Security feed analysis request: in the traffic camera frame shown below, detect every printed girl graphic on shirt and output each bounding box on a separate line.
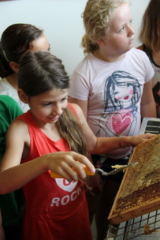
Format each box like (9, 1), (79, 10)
(96, 71), (141, 138)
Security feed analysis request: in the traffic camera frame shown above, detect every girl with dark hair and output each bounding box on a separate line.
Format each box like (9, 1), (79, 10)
(0, 51), (154, 240)
(0, 23), (50, 112)
(137, 0), (160, 117)
(0, 23), (50, 240)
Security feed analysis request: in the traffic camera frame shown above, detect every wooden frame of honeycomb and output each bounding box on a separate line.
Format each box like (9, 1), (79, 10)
(108, 134), (160, 225)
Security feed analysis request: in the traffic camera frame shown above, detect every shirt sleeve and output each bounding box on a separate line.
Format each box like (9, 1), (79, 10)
(0, 96), (22, 163)
(69, 71), (90, 101)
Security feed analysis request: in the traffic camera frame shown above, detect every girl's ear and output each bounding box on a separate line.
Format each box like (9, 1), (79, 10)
(9, 61), (19, 73)
(18, 89), (29, 103)
(96, 37), (106, 47)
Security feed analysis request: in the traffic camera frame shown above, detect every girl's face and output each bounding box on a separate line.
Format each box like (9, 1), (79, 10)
(27, 88), (68, 126)
(101, 3), (134, 60)
(29, 33), (51, 53)
(114, 84), (133, 104)
(9, 34), (51, 74)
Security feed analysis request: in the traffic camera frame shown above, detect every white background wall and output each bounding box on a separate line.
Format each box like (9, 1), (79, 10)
(0, 0), (150, 76)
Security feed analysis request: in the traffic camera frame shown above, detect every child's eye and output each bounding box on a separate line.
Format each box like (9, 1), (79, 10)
(130, 19), (133, 24)
(47, 45), (51, 52)
(43, 102), (51, 106)
(119, 26), (124, 32)
(61, 97), (68, 102)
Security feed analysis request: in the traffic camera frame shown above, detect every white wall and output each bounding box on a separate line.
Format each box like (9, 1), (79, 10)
(0, 0), (150, 76)
(130, 0), (150, 48)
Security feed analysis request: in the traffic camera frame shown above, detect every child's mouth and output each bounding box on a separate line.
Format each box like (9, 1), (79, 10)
(48, 116), (59, 121)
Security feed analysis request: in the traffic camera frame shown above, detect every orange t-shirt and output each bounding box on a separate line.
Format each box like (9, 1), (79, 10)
(17, 104), (92, 240)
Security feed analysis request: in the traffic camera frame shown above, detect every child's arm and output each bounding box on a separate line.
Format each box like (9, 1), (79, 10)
(0, 120), (95, 194)
(72, 103), (156, 154)
(141, 79), (156, 118)
(0, 120), (48, 193)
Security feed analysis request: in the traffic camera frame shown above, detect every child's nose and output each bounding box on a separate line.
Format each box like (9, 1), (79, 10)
(53, 104), (63, 115)
(128, 25), (134, 36)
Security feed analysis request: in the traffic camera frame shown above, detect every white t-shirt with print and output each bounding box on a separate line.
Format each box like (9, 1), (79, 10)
(0, 78), (29, 113)
(69, 48), (154, 159)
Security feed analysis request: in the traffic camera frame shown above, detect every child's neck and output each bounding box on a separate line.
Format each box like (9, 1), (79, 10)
(6, 73), (18, 90)
(30, 111), (61, 142)
(93, 48), (126, 63)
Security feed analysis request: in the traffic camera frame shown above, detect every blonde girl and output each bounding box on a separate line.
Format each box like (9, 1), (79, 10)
(69, 0), (156, 239)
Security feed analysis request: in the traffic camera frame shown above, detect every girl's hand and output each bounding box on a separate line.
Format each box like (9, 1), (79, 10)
(129, 133), (156, 146)
(46, 151), (95, 182)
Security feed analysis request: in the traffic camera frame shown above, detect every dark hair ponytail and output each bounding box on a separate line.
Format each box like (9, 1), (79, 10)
(0, 23), (43, 78)
(0, 42), (13, 77)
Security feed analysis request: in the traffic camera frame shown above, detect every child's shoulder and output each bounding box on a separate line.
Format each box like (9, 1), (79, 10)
(68, 103), (86, 127)
(129, 47), (145, 55)
(7, 118), (29, 143)
(68, 103), (82, 118)
(68, 102), (81, 113)
(73, 53), (94, 75)
(0, 95), (22, 122)
(128, 47), (149, 62)
(0, 95), (19, 108)
(11, 118), (28, 131)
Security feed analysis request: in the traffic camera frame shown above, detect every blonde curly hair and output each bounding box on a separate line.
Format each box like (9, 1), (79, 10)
(81, 0), (129, 55)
